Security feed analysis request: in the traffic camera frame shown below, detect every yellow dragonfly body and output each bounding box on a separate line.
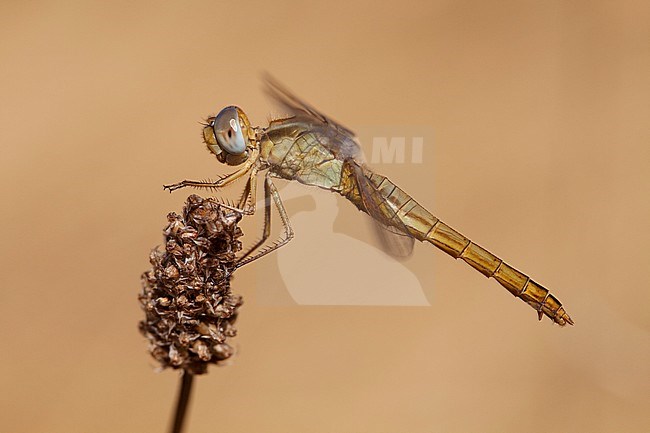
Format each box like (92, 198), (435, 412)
(165, 79), (573, 326)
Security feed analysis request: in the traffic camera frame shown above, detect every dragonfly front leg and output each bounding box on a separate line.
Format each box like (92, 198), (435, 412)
(182, 168), (258, 217)
(235, 173), (294, 268)
(163, 159), (255, 193)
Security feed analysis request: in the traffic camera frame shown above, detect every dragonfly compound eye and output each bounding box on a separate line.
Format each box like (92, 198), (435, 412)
(213, 106), (249, 155)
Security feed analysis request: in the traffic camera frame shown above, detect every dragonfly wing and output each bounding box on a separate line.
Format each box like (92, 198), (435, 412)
(264, 76), (412, 256)
(263, 74), (363, 160)
(371, 220), (416, 258)
(349, 161), (415, 258)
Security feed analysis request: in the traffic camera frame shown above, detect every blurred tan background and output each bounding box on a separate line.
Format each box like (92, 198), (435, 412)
(1, 1), (649, 432)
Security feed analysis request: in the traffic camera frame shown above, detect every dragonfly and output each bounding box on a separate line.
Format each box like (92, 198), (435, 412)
(164, 78), (574, 326)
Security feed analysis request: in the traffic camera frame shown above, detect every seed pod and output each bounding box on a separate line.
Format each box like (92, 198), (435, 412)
(139, 195), (244, 374)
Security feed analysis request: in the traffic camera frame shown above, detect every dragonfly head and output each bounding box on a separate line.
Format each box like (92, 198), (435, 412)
(203, 106), (254, 166)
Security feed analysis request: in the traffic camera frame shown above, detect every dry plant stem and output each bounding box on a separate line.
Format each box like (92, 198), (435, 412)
(170, 371), (194, 433)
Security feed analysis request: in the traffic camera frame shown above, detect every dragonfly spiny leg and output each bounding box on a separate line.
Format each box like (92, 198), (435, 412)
(234, 167), (259, 216)
(209, 196), (249, 214)
(162, 174), (227, 193)
(235, 173), (294, 269)
(236, 171), (273, 262)
(163, 156), (257, 193)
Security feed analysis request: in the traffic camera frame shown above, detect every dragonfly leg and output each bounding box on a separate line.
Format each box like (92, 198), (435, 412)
(237, 172), (272, 262)
(234, 166), (258, 216)
(235, 174), (294, 268)
(163, 159), (255, 193)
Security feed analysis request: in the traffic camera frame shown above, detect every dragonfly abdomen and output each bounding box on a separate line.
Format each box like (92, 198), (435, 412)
(365, 170), (573, 326)
(425, 221), (573, 326)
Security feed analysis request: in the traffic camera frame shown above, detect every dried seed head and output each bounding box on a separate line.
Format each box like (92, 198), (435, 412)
(139, 195), (244, 375)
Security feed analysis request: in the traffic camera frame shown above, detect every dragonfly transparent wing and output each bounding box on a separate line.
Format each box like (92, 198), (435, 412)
(349, 161), (415, 257)
(264, 74), (362, 160)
